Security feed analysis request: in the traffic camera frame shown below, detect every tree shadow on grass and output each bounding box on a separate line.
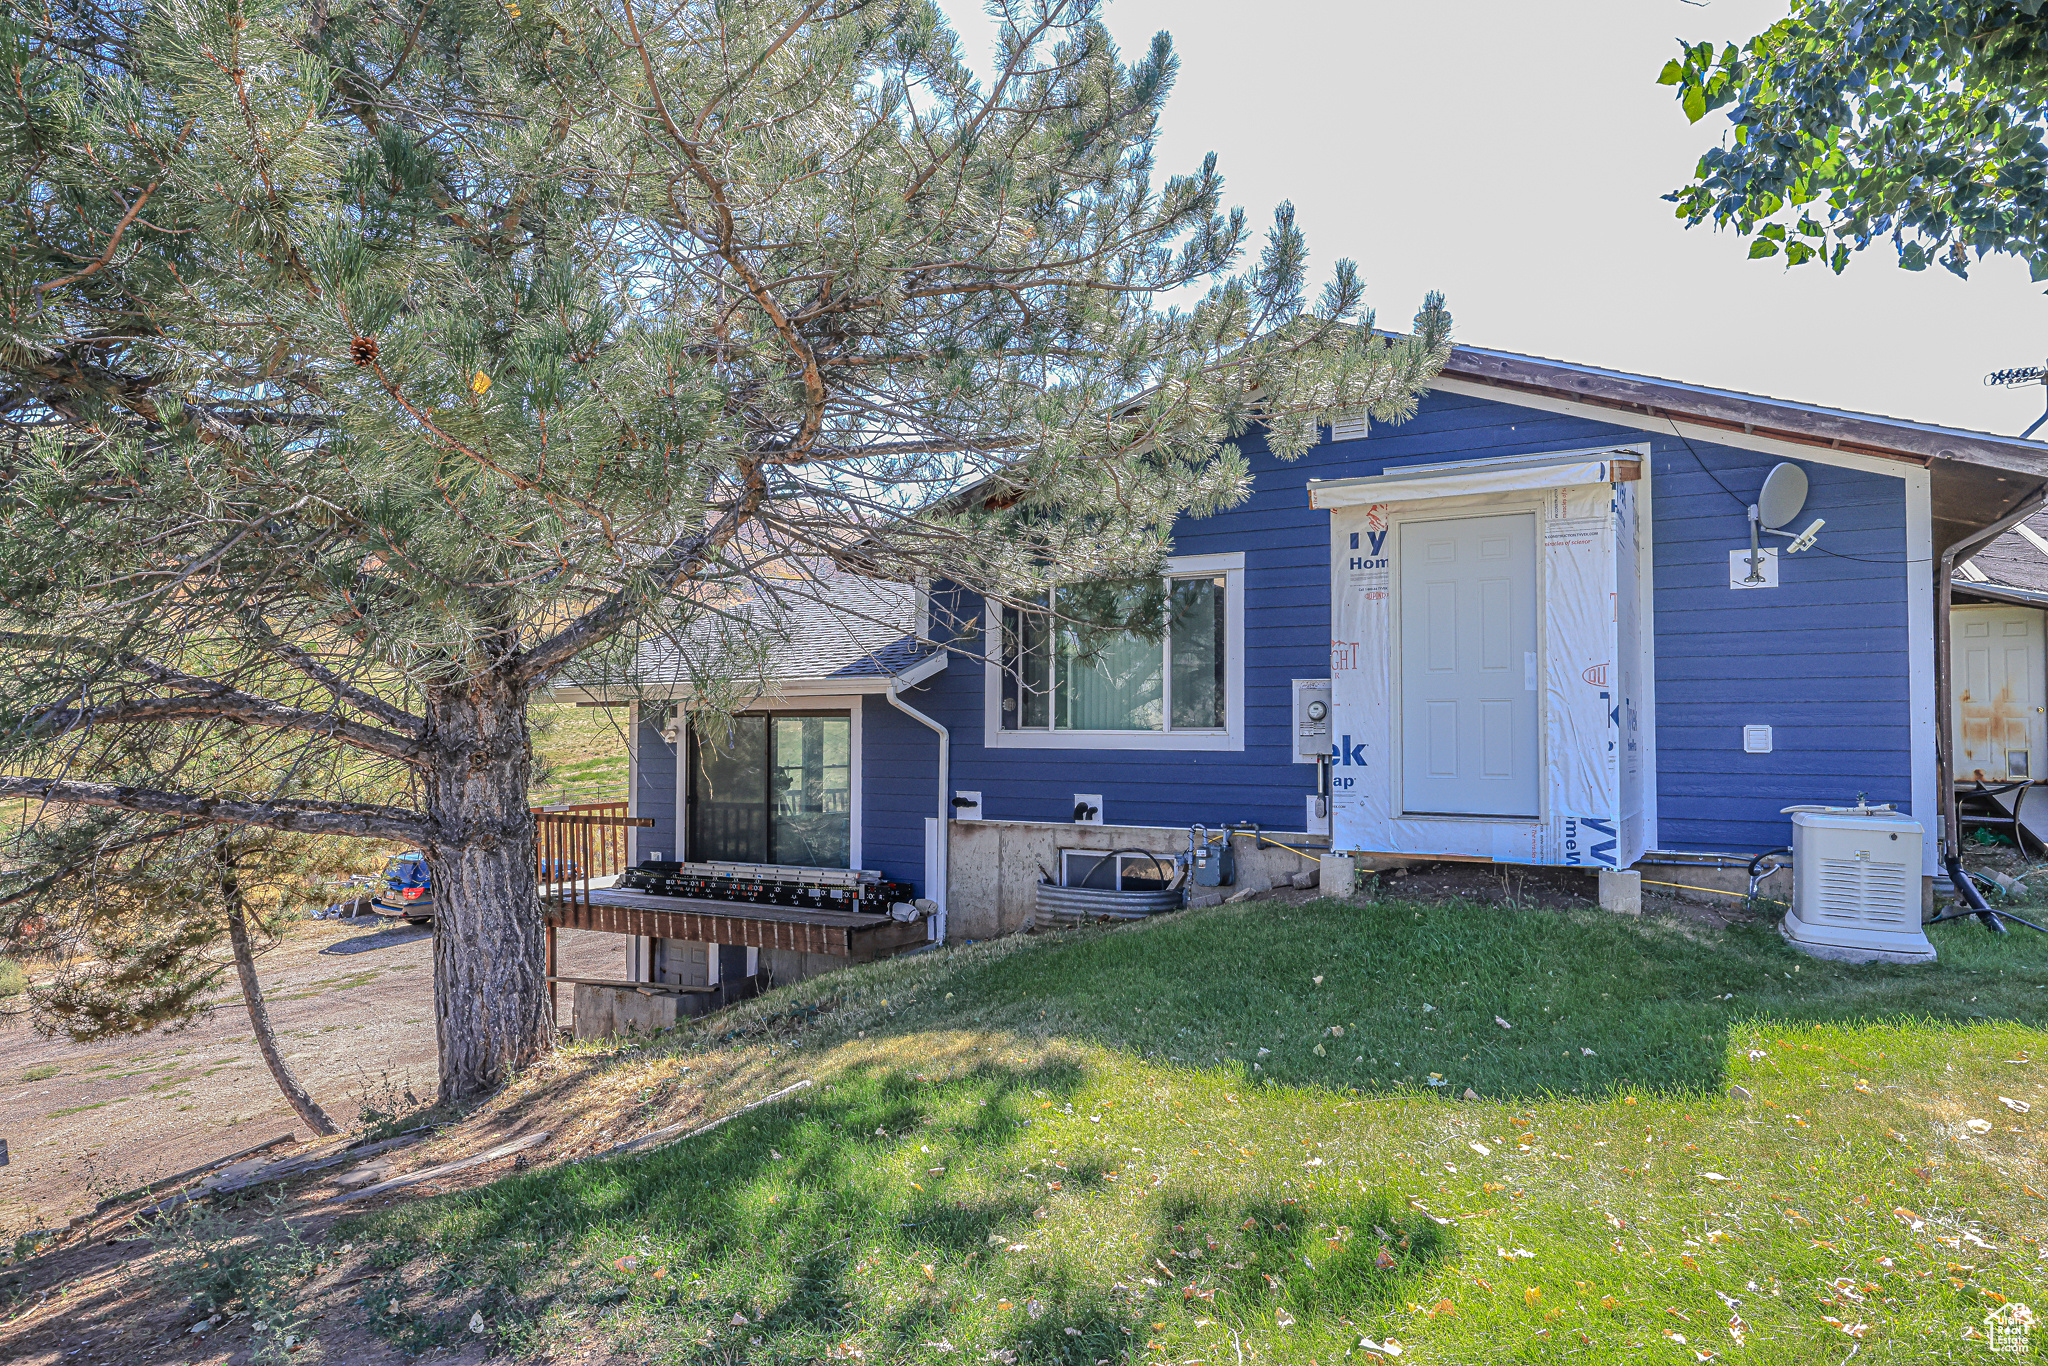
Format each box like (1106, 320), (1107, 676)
(348, 1058), (1088, 1350)
(1143, 1188), (1450, 1324)
(951, 1188), (1452, 1366)
(344, 1051), (1448, 1362)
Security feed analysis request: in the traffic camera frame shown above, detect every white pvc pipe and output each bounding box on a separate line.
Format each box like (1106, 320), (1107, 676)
(885, 680), (950, 944)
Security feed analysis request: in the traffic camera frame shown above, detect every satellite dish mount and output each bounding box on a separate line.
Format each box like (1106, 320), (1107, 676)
(1743, 463), (1825, 584)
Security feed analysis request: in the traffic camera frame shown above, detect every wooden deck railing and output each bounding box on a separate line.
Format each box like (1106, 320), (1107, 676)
(534, 801), (653, 1027)
(534, 802), (652, 911)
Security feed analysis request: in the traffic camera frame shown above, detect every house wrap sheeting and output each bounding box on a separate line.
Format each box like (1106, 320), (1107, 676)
(1313, 451), (1651, 869)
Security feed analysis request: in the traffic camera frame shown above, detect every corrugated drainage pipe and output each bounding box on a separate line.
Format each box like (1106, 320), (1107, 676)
(1035, 883), (1186, 925)
(885, 679), (949, 945)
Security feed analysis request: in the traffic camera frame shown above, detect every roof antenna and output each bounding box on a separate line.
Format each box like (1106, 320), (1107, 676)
(1985, 362), (2048, 439)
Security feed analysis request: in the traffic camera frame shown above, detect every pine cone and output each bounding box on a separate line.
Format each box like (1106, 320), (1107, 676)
(350, 335), (380, 367)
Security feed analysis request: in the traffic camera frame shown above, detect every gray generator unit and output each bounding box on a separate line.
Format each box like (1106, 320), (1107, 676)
(1778, 804), (1932, 964)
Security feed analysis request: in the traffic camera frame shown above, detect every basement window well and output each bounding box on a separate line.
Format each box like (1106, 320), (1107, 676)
(1059, 849), (1175, 891)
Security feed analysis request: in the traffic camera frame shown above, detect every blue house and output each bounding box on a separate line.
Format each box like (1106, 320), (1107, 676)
(559, 342), (2047, 962)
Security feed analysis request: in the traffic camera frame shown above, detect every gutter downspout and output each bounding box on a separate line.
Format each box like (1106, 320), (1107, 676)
(885, 679), (949, 945)
(1936, 482), (2048, 929)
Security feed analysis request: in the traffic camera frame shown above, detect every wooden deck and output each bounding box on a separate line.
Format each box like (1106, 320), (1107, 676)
(545, 888), (930, 960)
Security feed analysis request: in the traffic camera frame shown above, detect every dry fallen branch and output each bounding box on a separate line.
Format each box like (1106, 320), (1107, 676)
(591, 1077), (815, 1160)
(318, 1130), (554, 1206)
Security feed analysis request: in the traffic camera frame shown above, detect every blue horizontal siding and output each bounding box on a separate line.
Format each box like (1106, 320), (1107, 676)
(609, 391), (1919, 870)
(861, 694), (935, 895)
(634, 719), (679, 858)
(913, 386), (1916, 859)
(1646, 439), (1911, 849)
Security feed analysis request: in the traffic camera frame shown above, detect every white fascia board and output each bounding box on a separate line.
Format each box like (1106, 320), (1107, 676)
(1307, 444), (1647, 508)
(1427, 377), (1918, 480)
(892, 650), (950, 688)
(545, 651), (948, 704)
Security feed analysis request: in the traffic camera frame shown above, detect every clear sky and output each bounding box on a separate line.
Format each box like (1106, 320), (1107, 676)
(939, 0), (2048, 438)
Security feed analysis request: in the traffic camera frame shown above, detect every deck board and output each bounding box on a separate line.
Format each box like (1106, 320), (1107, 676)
(546, 889), (928, 959)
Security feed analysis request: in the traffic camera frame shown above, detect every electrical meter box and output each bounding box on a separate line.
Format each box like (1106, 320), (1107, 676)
(1293, 678), (1333, 760)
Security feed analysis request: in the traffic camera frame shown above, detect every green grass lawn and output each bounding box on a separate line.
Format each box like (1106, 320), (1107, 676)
(342, 898), (2048, 1363)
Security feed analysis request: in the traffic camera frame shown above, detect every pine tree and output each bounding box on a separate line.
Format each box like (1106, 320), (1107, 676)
(0, 0), (1449, 1101)
(4, 730), (363, 1133)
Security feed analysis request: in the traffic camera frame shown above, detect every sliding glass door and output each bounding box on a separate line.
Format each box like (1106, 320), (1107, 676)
(690, 715), (769, 863)
(688, 713), (851, 867)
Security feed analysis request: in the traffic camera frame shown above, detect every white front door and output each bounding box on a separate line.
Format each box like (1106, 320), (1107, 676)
(1399, 512), (1540, 816)
(1953, 605), (2047, 782)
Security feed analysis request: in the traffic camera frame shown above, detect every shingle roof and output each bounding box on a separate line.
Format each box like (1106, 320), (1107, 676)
(1960, 514), (2048, 597)
(635, 575), (932, 686)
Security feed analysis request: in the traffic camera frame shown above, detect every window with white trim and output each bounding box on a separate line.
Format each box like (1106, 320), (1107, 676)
(1000, 573), (1227, 734)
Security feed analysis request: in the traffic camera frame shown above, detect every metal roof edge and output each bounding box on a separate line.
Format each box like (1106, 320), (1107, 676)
(1950, 579), (2048, 610)
(1435, 344), (2048, 475)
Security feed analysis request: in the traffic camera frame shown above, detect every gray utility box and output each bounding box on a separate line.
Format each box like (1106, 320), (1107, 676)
(1294, 678), (1333, 759)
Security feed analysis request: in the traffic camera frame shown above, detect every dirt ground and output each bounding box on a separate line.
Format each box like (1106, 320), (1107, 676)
(1365, 859), (1604, 912)
(0, 1135), (639, 1366)
(0, 916), (624, 1235)
(0, 935), (741, 1366)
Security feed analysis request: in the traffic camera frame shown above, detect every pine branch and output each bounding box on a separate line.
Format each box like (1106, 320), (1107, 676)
(237, 616), (424, 733)
(511, 478), (767, 684)
(0, 632), (423, 759)
(0, 819), (212, 911)
(0, 777), (424, 842)
(25, 693), (426, 761)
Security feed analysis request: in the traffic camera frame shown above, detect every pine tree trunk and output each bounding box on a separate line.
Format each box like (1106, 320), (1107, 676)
(424, 674), (551, 1105)
(225, 897), (341, 1137)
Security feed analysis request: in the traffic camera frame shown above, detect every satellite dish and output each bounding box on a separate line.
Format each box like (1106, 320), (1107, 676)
(1756, 463), (1809, 530)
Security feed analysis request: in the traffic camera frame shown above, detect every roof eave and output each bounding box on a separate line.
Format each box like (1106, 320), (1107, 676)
(544, 648), (948, 705)
(1441, 346), (2048, 477)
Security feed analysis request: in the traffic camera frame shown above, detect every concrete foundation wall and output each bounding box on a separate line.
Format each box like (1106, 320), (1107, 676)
(1630, 855), (1936, 918)
(571, 973), (773, 1039)
(761, 947), (847, 987)
(944, 819), (1323, 940)
(942, 824), (1904, 941)
(1629, 857), (1789, 908)
(572, 983), (680, 1040)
